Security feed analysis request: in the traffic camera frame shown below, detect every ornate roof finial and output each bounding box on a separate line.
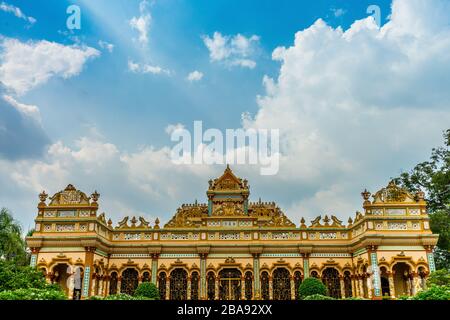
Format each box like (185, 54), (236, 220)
(154, 218), (160, 229)
(107, 218), (112, 227)
(91, 190), (100, 203)
(361, 189), (371, 201)
(130, 216), (137, 227)
(39, 191), (48, 203)
(348, 217), (353, 225)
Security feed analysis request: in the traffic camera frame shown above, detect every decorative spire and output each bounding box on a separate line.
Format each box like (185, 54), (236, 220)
(91, 190), (100, 203)
(361, 189), (371, 201)
(154, 218), (160, 229)
(39, 191), (48, 203)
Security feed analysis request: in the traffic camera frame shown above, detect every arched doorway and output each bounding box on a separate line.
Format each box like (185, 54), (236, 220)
(72, 267), (83, 300)
(191, 271), (200, 300)
(380, 267), (390, 297)
(219, 269), (242, 300)
(260, 271), (270, 300)
(343, 271), (352, 298)
(322, 268), (341, 299)
(121, 268), (139, 295)
(158, 272), (167, 300)
(170, 268), (188, 300)
(293, 271), (302, 300)
(244, 271), (253, 300)
(393, 263), (412, 297)
(52, 264), (70, 296)
(207, 272), (216, 300)
(272, 268), (291, 300)
(109, 272), (118, 295)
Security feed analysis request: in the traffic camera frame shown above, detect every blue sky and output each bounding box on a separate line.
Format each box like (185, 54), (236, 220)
(1, 0), (449, 230)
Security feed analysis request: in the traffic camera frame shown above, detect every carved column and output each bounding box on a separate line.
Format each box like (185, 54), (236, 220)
(412, 272), (420, 296)
(187, 276), (192, 300)
(302, 253), (310, 278)
(358, 278), (364, 298)
(388, 272), (395, 298)
(200, 253), (208, 300)
(30, 247), (40, 268)
(151, 253), (159, 284)
(252, 253), (260, 299)
(290, 276), (295, 300)
(117, 276), (122, 294)
(67, 269), (75, 300)
(82, 246), (95, 299)
(367, 275), (373, 299)
(215, 275), (219, 300)
(339, 276), (345, 299)
(351, 275), (357, 297)
(268, 276), (273, 300)
(368, 246), (381, 298)
(166, 277), (170, 300)
(241, 276), (245, 300)
(104, 275), (110, 297)
(425, 246), (436, 273)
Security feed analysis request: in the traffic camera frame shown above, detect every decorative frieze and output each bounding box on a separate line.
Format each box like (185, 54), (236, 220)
(56, 224), (75, 232)
(124, 233), (141, 240)
(387, 222), (407, 230)
(319, 232), (337, 240)
(386, 208), (406, 216)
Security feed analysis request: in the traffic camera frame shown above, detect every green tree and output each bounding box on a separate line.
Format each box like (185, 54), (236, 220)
(0, 260), (48, 291)
(134, 282), (160, 299)
(427, 269), (450, 287)
(0, 208), (27, 264)
(298, 277), (327, 299)
(393, 129), (450, 269)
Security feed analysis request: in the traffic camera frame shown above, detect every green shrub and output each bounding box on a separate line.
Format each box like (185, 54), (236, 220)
(345, 297), (365, 300)
(104, 293), (149, 300)
(298, 277), (327, 299)
(412, 285), (450, 300)
(0, 287), (67, 300)
(303, 294), (335, 300)
(0, 260), (48, 291)
(134, 282), (159, 299)
(427, 269), (450, 287)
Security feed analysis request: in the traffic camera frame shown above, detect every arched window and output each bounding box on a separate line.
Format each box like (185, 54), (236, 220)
(310, 271), (319, 278)
(109, 272), (118, 295)
(142, 271), (150, 283)
(380, 267), (390, 297)
(121, 268), (139, 296)
(294, 271), (302, 300)
(191, 271), (200, 300)
(158, 272), (167, 300)
(343, 271), (352, 298)
(219, 269), (241, 300)
(260, 271), (269, 300)
(170, 268), (188, 300)
(207, 272), (216, 300)
(322, 268), (341, 299)
(273, 268), (291, 300)
(244, 271), (253, 300)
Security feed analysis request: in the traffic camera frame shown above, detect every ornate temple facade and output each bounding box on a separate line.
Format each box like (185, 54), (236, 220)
(26, 166), (439, 300)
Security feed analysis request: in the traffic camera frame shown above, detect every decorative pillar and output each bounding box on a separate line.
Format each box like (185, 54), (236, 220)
(215, 276), (219, 300)
(388, 272), (395, 298)
(67, 269), (75, 300)
(104, 275), (110, 297)
(339, 276), (345, 299)
(187, 276), (192, 300)
(367, 276), (373, 299)
(252, 253), (260, 299)
(303, 253), (310, 278)
(412, 273), (420, 295)
(425, 246), (436, 272)
(166, 277), (170, 300)
(351, 275), (357, 297)
(290, 276), (295, 300)
(200, 253), (207, 299)
(241, 276), (245, 300)
(82, 246), (95, 299)
(368, 246), (381, 299)
(151, 253), (159, 284)
(358, 278), (364, 298)
(268, 276), (273, 300)
(117, 276), (122, 294)
(30, 248), (39, 267)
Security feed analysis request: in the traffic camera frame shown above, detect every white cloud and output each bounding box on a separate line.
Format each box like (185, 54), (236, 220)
(128, 60), (171, 75)
(0, 2), (36, 24)
(202, 32), (260, 69)
(129, 0), (151, 45)
(98, 40), (114, 53)
(2, 95), (40, 122)
(0, 38), (100, 95)
(187, 70), (203, 82)
(241, 0), (450, 221)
